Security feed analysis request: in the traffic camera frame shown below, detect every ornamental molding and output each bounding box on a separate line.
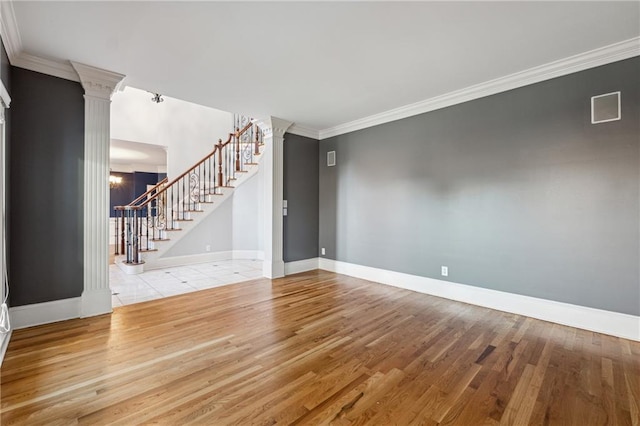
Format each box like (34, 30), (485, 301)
(288, 123), (320, 140)
(254, 117), (293, 139)
(70, 61), (126, 100)
(0, 0), (21, 64)
(320, 36), (640, 139)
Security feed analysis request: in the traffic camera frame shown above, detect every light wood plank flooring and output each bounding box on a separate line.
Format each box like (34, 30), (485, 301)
(1, 270), (639, 425)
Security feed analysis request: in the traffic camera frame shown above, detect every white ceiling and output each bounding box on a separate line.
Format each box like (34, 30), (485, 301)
(110, 138), (166, 168)
(9, 1), (640, 132)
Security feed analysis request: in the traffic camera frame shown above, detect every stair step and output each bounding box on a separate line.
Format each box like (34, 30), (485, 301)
(139, 248), (158, 253)
(184, 209), (204, 213)
(245, 163), (259, 166)
(175, 219), (194, 222)
(151, 238), (170, 242)
(165, 228), (183, 232)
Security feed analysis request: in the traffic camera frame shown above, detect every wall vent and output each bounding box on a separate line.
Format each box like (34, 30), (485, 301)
(327, 151), (336, 167)
(591, 91), (621, 124)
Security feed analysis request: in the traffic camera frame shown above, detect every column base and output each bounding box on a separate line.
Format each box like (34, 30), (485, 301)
(263, 260), (285, 279)
(80, 288), (112, 318)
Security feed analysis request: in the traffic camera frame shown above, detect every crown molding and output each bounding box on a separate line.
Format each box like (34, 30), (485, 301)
(255, 116), (293, 139)
(13, 52), (79, 82)
(288, 123), (320, 140)
(0, 0), (22, 63)
(71, 61), (126, 99)
(319, 37), (640, 140)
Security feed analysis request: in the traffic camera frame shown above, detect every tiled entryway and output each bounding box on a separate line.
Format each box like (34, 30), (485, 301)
(109, 259), (263, 307)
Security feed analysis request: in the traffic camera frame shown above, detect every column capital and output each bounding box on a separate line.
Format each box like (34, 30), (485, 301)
(71, 61), (126, 100)
(254, 116), (293, 139)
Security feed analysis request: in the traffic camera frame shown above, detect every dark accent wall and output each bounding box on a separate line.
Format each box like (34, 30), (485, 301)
(1, 39), (11, 300)
(1, 39), (10, 93)
(283, 133), (319, 262)
(133, 172), (162, 203)
(319, 57), (640, 316)
(9, 67), (85, 306)
(109, 172), (134, 215)
(109, 171), (164, 216)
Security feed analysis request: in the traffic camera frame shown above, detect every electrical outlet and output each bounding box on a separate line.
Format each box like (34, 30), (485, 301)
(321, 248), (326, 256)
(205, 245), (211, 252)
(441, 266), (448, 277)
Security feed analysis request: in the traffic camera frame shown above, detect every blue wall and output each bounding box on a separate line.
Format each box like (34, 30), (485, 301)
(110, 172), (165, 216)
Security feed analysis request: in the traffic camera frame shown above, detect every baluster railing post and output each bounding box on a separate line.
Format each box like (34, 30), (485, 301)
(133, 208), (139, 264)
(124, 206), (132, 264)
(235, 127), (241, 172)
(114, 211), (118, 255)
(217, 139), (223, 189)
(120, 209), (125, 256)
(254, 124), (260, 155)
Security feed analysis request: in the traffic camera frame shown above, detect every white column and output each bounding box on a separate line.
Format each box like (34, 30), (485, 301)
(255, 117), (292, 279)
(71, 62), (125, 317)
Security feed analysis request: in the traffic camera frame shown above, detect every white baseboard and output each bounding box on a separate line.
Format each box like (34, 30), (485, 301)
(80, 288), (113, 318)
(8, 297), (81, 330)
(0, 329), (11, 367)
(146, 250), (264, 271)
(263, 259), (285, 279)
(318, 258), (640, 341)
(285, 257), (320, 275)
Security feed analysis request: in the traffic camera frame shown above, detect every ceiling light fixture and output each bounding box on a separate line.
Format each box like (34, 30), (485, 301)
(151, 93), (164, 103)
(109, 174), (123, 188)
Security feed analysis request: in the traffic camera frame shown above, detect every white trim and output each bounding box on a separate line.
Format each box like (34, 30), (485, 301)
(73, 63), (125, 318)
(116, 259), (145, 275)
(71, 61), (125, 97)
(0, 0), (22, 63)
(0, 80), (10, 108)
(255, 117), (293, 279)
(0, 330), (11, 367)
(14, 52), (79, 82)
(318, 259), (640, 342)
(8, 298), (81, 330)
(591, 91), (621, 124)
(144, 250), (264, 271)
(288, 124), (320, 140)
(284, 257), (319, 275)
(319, 37), (640, 139)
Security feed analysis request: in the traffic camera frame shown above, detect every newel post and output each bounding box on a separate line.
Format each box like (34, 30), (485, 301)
(71, 62), (126, 318)
(254, 117), (292, 279)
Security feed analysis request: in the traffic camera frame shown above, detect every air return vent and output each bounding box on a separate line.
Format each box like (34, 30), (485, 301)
(591, 91), (621, 124)
(327, 151), (336, 167)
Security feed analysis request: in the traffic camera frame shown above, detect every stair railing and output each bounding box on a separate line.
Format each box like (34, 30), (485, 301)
(114, 121), (263, 266)
(114, 177), (168, 256)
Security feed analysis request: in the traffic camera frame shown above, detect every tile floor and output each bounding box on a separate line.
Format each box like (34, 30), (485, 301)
(109, 259), (263, 307)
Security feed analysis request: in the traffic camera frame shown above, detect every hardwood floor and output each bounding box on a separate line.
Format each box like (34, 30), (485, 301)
(1, 270), (639, 425)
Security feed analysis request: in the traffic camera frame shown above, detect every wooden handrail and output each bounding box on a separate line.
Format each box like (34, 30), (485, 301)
(113, 116), (262, 263)
(135, 121), (255, 209)
(127, 177), (168, 207)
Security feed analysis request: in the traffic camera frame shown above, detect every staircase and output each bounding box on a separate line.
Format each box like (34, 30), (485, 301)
(114, 118), (263, 274)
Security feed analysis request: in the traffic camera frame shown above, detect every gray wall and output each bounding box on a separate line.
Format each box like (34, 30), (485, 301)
(1, 39), (11, 301)
(1, 40), (10, 92)
(9, 67), (85, 306)
(284, 133), (319, 262)
(319, 57), (640, 316)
